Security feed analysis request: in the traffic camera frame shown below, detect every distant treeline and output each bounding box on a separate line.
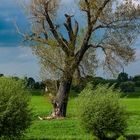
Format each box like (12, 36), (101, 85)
(0, 74), (45, 90)
(0, 72), (140, 93)
(71, 72), (140, 93)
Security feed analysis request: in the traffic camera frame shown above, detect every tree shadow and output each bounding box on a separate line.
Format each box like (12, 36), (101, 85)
(125, 134), (140, 140)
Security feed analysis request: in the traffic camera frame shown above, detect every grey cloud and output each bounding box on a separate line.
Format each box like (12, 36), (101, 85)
(0, 47), (40, 80)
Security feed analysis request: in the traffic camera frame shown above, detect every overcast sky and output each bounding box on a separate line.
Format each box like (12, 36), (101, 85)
(0, 0), (140, 80)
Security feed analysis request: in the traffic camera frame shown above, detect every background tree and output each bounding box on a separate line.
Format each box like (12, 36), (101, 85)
(27, 77), (36, 89)
(133, 75), (140, 87)
(0, 74), (4, 77)
(24, 77), (36, 89)
(22, 0), (140, 118)
(117, 72), (128, 82)
(133, 75), (140, 82)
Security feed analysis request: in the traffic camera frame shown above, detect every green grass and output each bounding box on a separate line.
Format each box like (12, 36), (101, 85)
(24, 89), (140, 139)
(25, 96), (93, 139)
(121, 98), (140, 135)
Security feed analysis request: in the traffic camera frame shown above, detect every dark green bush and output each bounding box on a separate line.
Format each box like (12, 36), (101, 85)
(132, 75), (140, 87)
(78, 84), (127, 140)
(116, 135), (126, 140)
(91, 77), (106, 87)
(120, 81), (135, 92)
(133, 75), (140, 82)
(0, 77), (32, 138)
(91, 78), (118, 88)
(135, 81), (140, 87)
(72, 75), (95, 92)
(117, 72), (128, 82)
(104, 79), (119, 88)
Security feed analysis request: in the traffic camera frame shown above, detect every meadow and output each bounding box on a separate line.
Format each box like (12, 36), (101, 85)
(23, 88), (140, 140)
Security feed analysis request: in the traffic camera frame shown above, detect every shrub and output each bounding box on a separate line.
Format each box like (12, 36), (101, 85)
(0, 77), (32, 138)
(120, 81), (135, 92)
(78, 84), (127, 140)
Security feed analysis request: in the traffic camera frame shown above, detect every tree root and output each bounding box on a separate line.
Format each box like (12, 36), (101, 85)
(38, 94), (65, 120)
(38, 114), (64, 120)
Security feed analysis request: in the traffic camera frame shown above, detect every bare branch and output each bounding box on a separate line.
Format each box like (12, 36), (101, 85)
(91, 0), (111, 25)
(41, 19), (48, 39)
(64, 14), (74, 42)
(85, 0), (92, 26)
(92, 22), (140, 32)
(75, 0), (111, 64)
(14, 21), (26, 38)
(42, 57), (65, 73)
(44, 12), (69, 55)
(27, 36), (51, 44)
(74, 19), (79, 37)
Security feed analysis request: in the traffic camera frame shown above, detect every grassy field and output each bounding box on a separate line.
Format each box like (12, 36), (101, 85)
(24, 88), (140, 139)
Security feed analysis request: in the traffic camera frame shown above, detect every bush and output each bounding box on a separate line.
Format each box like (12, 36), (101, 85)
(0, 77), (32, 138)
(78, 84), (127, 140)
(120, 81), (135, 92)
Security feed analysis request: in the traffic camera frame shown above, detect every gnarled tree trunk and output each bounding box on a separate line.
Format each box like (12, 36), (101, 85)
(55, 77), (72, 117)
(50, 62), (75, 118)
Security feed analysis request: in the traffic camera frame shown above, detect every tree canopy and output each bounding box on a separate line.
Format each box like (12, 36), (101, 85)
(24, 0), (140, 79)
(21, 0), (140, 117)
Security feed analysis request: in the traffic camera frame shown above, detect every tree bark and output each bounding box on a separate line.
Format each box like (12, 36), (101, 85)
(55, 77), (72, 117)
(49, 62), (74, 118)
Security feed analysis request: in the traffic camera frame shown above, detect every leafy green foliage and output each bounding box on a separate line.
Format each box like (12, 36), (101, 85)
(120, 81), (135, 92)
(90, 77), (106, 87)
(133, 75), (140, 87)
(72, 76), (118, 93)
(133, 75), (140, 82)
(78, 84), (127, 139)
(116, 135), (126, 140)
(0, 77), (32, 138)
(27, 77), (36, 89)
(135, 81), (140, 87)
(118, 72), (128, 82)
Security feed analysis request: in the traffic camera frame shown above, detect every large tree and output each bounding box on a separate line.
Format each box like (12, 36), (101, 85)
(23, 0), (140, 117)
